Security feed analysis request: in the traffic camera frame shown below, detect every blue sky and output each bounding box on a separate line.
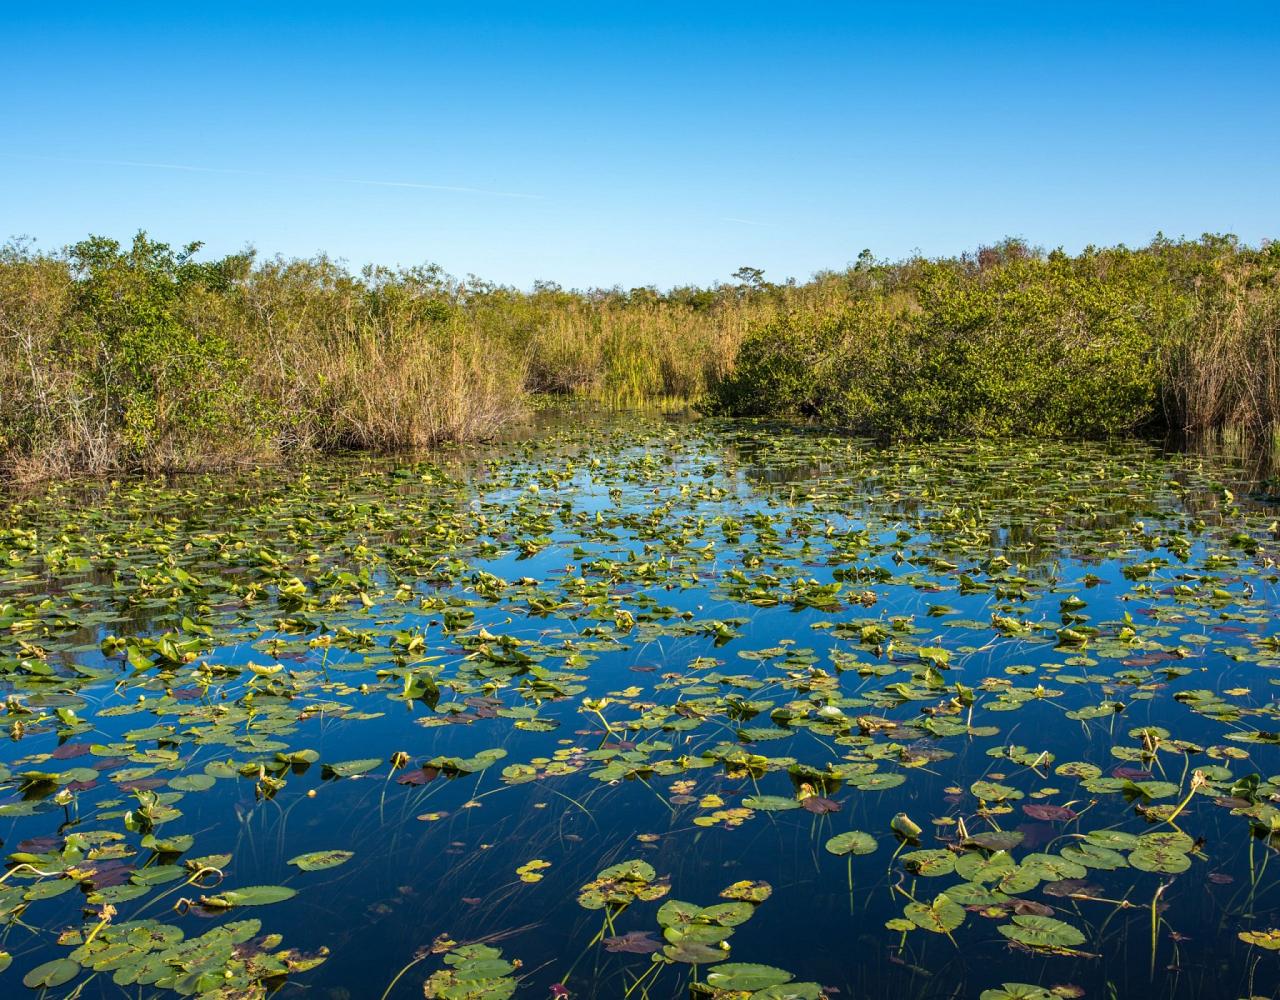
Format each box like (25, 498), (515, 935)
(3, 2), (1278, 288)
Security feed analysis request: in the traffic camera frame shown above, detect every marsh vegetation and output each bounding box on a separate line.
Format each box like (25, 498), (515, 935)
(1, 233), (1278, 480)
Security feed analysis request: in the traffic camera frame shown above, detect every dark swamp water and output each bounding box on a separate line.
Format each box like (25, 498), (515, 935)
(2, 409), (1280, 1000)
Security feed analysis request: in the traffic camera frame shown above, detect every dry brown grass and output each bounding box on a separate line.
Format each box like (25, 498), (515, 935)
(1165, 270), (1280, 439)
(238, 259), (527, 454)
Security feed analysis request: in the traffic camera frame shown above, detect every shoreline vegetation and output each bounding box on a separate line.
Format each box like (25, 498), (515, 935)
(1, 231), (1277, 481)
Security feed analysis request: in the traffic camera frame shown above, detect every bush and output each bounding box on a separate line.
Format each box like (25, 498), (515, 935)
(709, 237), (1280, 442)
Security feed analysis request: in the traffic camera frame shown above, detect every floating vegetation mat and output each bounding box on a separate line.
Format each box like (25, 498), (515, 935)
(1, 417), (1279, 999)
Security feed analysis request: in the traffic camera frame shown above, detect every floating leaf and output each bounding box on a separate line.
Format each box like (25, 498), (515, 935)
(705, 964), (794, 991)
(971, 780), (1023, 802)
(200, 885), (297, 908)
(998, 914), (1086, 949)
(980, 985), (1054, 1000)
(322, 758), (382, 778)
(516, 859), (551, 883)
(741, 795), (801, 812)
(22, 958), (80, 988)
(965, 830), (1024, 852)
(604, 931), (662, 954)
(288, 850), (354, 872)
(904, 893), (965, 934)
(824, 831), (877, 857)
(901, 849), (956, 877)
(1239, 929), (1280, 950)
(720, 880), (773, 903)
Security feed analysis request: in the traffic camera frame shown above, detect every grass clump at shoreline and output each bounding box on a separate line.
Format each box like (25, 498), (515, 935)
(1, 231), (1278, 481)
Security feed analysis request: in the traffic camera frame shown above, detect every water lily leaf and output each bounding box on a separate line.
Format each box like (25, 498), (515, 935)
(322, 758), (382, 778)
(998, 914), (1086, 949)
(663, 941), (727, 964)
(980, 985), (1053, 1000)
(1137, 830), (1194, 852)
(604, 931), (662, 954)
(167, 774), (216, 792)
(971, 780), (1023, 802)
(24, 877), (78, 899)
(665, 921), (733, 946)
(288, 850), (354, 871)
(943, 880), (1010, 906)
(657, 898), (705, 928)
(1022, 803), (1078, 822)
(701, 901), (755, 926)
(824, 831), (877, 856)
(578, 859), (666, 909)
(200, 885), (297, 907)
(1121, 780), (1179, 801)
(1129, 846), (1191, 873)
(1021, 853), (1087, 881)
(852, 772), (906, 791)
(720, 880), (772, 902)
(993, 865), (1044, 894)
(1085, 829), (1138, 849)
(22, 958), (80, 988)
(965, 830), (1024, 851)
(1060, 843), (1128, 871)
(955, 850), (1015, 882)
(1239, 928), (1280, 949)
(755, 985), (825, 1000)
(904, 893), (965, 933)
(901, 849), (956, 876)
(741, 795), (801, 812)
(516, 859), (551, 883)
(705, 964), (794, 991)
(424, 942), (518, 999)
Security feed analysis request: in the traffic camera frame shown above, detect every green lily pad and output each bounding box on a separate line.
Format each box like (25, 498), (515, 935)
(288, 850), (355, 871)
(904, 893), (965, 934)
(998, 914), (1086, 949)
(23, 958), (80, 988)
(704, 963), (794, 991)
(824, 831), (877, 856)
(980, 985), (1054, 1000)
(200, 885), (298, 907)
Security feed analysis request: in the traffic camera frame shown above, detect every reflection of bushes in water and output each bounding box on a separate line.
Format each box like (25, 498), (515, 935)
(729, 432), (1278, 571)
(709, 236), (1280, 444)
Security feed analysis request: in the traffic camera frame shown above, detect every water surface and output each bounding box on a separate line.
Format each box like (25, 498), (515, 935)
(2, 413), (1279, 999)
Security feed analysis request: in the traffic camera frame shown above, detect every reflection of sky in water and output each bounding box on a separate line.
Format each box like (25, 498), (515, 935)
(1, 413), (1279, 999)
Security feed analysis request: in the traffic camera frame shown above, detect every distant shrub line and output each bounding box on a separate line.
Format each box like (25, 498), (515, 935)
(1, 232), (1276, 479)
(707, 236), (1280, 443)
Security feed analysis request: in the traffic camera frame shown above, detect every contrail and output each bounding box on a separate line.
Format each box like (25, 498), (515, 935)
(0, 152), (542, 200)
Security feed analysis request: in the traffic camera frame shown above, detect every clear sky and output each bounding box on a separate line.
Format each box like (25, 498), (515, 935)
(3, 2), (1278, 289)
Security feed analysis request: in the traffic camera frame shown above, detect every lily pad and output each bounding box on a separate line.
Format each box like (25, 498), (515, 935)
(288, 850), (354, 872)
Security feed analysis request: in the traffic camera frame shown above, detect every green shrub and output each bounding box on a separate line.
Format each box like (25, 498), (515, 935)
(709, 237), (1278, 441)
(67, 234), (260, 464)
